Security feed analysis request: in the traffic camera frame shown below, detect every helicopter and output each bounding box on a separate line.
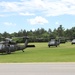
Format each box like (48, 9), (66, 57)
(0, 36), (35, 54)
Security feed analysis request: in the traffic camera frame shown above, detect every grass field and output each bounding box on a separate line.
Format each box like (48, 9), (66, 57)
(0, 42), (75, 63)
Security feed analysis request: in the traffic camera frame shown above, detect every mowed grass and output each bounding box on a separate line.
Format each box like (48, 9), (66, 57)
(0, 42), (75, 63)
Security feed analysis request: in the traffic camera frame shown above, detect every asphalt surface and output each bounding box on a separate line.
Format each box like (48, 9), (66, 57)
(0, 63), (75, 75)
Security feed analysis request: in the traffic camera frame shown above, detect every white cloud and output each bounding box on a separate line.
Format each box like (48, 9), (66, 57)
(28, 16), (48, 25)
(4, 22), (16, 26)
(0, 2), (19, 12)
(32, 28), (35, 31)
(0, 14), (13, 17)
(0, 0), (75, 16)
(19, 12), (35, 16)
(55, 22), (59, 25)
(0, 14), (5, 17)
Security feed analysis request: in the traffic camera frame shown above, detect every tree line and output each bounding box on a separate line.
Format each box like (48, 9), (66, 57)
(0, 25), (75, 42)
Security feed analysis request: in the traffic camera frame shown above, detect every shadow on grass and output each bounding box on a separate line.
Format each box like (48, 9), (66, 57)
(0, 52), (16, 56)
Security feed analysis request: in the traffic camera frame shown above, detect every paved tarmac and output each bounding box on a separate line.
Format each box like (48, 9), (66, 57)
(0, 63), (75, 75)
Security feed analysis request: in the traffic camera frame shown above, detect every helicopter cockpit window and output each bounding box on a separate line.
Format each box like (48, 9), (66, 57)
(0, 44), (5, 49)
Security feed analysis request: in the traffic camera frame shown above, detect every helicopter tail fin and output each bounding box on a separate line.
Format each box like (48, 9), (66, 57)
(24, 36), (35, 48)
(24, 39), (28, 48)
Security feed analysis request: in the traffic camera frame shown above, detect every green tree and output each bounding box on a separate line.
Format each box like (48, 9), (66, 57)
(2, 32), (10, 38)
(57, 25), (65, 37)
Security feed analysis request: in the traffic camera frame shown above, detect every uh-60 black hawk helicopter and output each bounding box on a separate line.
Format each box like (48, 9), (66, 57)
(0, 36), (35, 54)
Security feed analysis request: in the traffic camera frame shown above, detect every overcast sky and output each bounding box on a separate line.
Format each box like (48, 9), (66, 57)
(0, 0), (75, 33)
